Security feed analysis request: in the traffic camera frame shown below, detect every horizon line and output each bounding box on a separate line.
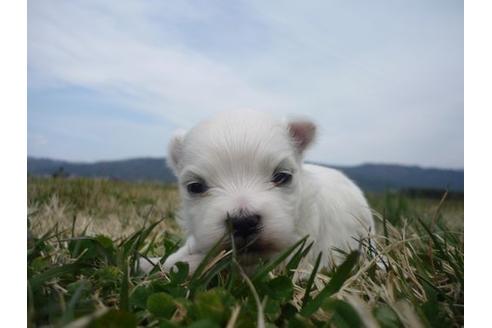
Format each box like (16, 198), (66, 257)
(27, 155), (464, 172)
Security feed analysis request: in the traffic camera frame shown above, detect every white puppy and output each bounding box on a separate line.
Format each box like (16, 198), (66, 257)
(140, 110), (374, 274)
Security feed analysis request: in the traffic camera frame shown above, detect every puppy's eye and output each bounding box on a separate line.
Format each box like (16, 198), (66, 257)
(271, 172), (292, 186)
(187, 182), (208, 195)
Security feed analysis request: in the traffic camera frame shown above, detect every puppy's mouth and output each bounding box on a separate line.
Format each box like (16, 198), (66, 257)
(233, 234), (264, 253)
(228, 230), (278, 256)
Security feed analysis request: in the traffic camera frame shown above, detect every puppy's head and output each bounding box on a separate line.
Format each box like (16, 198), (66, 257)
(168, 110), (316, 262)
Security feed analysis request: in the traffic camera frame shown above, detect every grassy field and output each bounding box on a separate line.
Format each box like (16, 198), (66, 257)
(27, 177), (463, 327)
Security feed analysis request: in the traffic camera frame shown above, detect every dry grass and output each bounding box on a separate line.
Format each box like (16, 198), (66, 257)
(28, 176), (181, 239)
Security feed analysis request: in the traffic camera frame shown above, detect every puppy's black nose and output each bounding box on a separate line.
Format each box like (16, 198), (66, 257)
(228, 214), (261, 237)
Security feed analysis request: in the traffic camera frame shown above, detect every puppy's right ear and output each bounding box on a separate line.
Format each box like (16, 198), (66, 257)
(287, 119), (316, 155)
(167, 130), (186, 176)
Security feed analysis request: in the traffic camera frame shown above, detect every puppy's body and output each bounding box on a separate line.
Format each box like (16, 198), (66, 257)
(294, 164), (374, 267)
(140, 111), (374, 273)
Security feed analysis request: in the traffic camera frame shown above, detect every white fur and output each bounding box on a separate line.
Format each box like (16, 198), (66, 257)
(139, 110), (374, 274)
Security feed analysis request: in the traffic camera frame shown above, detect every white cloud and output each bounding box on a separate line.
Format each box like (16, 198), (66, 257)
(28, 1), (290, 127)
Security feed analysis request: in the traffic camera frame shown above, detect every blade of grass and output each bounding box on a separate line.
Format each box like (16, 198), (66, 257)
(71, 214), (77, 238)
(119, 251), (129, 312)
(29, 263), (84, 290)
(301, 251), (359, 316)
(199, 254), (234, 288)
(189, 235), (228, 293)
(301, 252), (323, 308)
(416, 217), (463, 283)
(285, 240), (314, 278)
(252, 235), (309, 282)
(233, 236), (310, 296)
(234, 259), (265, 328)
(59, 281), (89, 326)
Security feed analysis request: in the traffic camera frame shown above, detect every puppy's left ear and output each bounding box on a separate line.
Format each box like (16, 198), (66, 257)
(287, 119), (317, 154)
(167, 130), (186, 176)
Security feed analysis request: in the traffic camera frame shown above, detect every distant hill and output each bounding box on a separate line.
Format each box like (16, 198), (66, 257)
(328, 163), (463, 192)
(27, 157), (463, 192)
(27, 157), (175, 183)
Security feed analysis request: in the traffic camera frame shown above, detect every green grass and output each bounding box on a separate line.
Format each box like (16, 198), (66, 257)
(27, 177), (464, 327)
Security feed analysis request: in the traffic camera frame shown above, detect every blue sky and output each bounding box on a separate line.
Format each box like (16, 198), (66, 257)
(27, 0), (464, 169)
